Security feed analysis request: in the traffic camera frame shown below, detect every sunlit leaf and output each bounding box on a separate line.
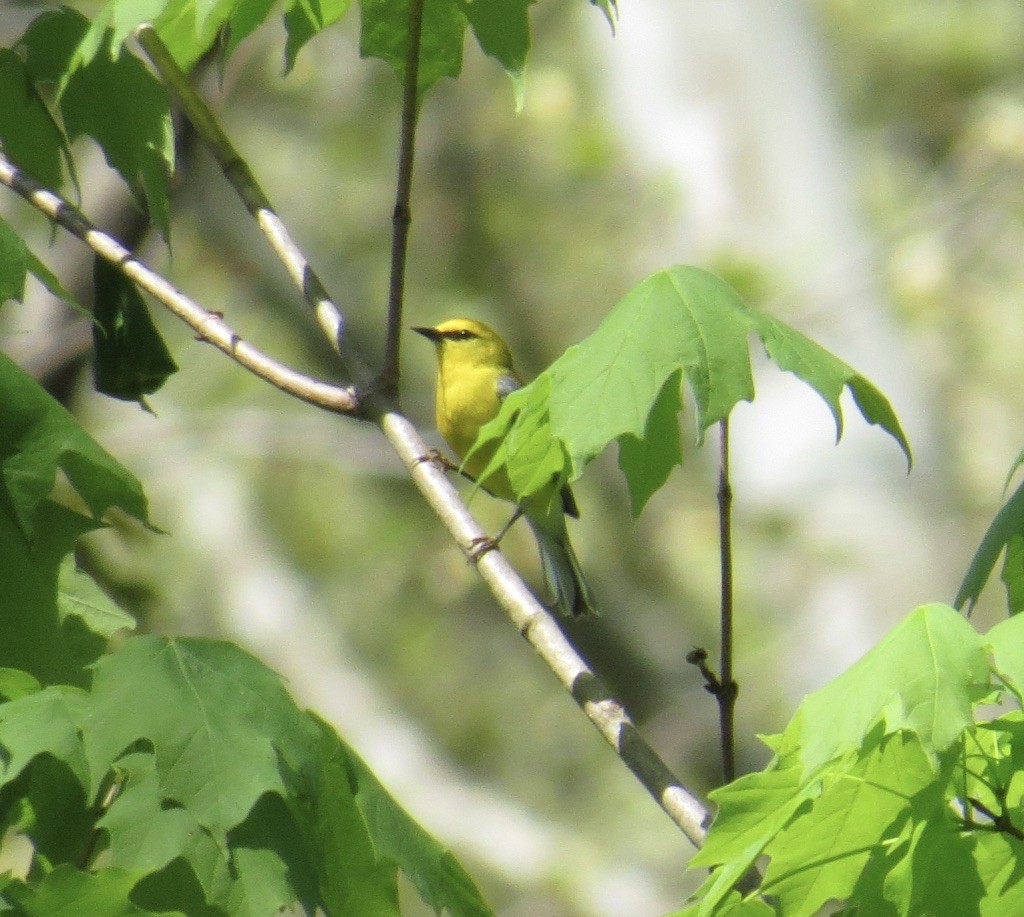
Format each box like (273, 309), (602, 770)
(777, 604), (988, 775)
(473, 266), (911, 516)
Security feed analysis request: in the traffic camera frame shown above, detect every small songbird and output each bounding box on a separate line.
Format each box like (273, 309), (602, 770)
(414, 318), (597, 617)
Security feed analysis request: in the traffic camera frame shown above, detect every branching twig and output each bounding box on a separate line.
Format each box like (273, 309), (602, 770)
(957, 792), (1024, 840)
(0, 155), (359, 415)
(381, 0), (426, 393)
(134, 25), (374, 397)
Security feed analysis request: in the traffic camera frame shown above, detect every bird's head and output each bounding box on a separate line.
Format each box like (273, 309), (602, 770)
(413, 318), (515, 371)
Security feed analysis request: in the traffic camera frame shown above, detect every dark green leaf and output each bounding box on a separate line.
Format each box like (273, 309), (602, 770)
(0, 350), (150, 541)
(25, 247), (85, 314)
(19, 8), (85, 84)
(0, 354), (140, 681)
(616, 371), (683, 516)
(1000, 534), (1024, 616)
(314, 718), (493, 917)
(19, 754), (94, 869)
(21, 8), (174, 240)
(100, 751), (237, 915)
(100, 752), (218, 875)
(225, 0), (282, 64)
(228, 792), (317, 914)
(57, 555), (137, 669)
(955, 477), (1024, 613)
(461, 0), (531, 96)
(0, 685), (89, 791)
(300, 717), (400, 915)
(4, 865), (185, 916)
(0, 501), (100, 685)
(0, 215), (28, 305)
(360, 0), (466, 98)
(283, 0), (354, 72)
(462, 0), (530, 70)
(58, 555), (136, 640)
(92, 257), (178, 407)
(129, 856), (226, 917)
(0, 49), (66, 190)
(0, 215), (84, 314)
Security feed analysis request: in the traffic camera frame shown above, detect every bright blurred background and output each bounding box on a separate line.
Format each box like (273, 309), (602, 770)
(4, 0), (1024, 913)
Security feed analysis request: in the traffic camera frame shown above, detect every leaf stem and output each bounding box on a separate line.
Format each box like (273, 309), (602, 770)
(381, 0), (427, 396)
(718, 418), (738, 783)
(78, 770), (125, 869)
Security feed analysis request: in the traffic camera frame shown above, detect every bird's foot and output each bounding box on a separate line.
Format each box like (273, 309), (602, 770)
(414, 448), (458, 472)
(467, 507), (524, 565)
(467, 535), (500, 564)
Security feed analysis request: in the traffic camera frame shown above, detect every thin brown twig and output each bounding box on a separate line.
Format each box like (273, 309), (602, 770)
(380, 0), (427, 394)
(0, 155), (359, 415)
(718, 418), (738, 783)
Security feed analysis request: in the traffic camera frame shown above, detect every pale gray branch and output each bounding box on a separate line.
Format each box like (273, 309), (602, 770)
(0, 155), (359, 415)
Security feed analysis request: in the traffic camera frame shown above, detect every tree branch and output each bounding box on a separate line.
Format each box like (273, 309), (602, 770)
(0, 155), (359, 415)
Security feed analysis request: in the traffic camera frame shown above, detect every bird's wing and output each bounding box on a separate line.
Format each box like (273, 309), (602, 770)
(495, 372), (521, 402)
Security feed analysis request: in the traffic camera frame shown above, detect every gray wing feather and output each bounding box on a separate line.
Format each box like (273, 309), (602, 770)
(496, 373), (521, 401)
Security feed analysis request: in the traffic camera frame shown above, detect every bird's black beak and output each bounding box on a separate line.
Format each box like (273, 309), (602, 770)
(412, 326), (441, 341)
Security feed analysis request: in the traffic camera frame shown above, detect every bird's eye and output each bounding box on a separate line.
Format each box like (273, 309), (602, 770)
(452, 330), (474, 340)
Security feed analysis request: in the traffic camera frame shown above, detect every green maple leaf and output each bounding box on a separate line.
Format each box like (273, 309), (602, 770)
(471, 265), (911, 517)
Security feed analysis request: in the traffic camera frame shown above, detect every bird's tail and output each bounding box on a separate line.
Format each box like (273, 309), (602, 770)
(527, 518), (598, 618)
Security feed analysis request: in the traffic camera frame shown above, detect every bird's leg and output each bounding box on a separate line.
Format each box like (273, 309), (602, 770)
(413, 449), (488, 489)
(468, 507), (524, 563)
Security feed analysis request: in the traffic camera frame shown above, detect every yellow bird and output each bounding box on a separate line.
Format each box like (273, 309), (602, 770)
(414, 318), (597, 617)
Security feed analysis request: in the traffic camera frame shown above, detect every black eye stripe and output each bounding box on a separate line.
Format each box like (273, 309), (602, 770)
(442, 329), (476, 341)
